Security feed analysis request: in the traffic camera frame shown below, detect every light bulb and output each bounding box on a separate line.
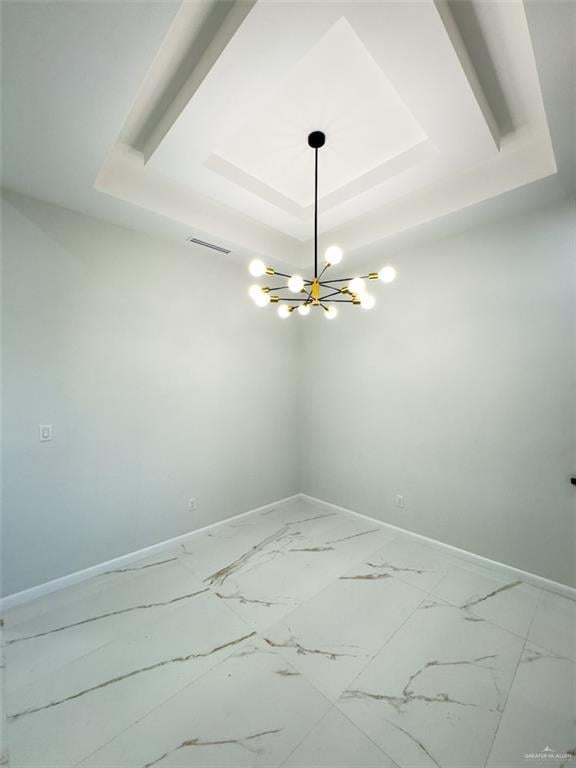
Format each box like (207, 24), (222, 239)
(324, 245), (343, 265)
(254, 292), (270, 308)
(298, 304), (311, 316)
(360, 293), (375, 310)
(348, 277), (366, 295)
(278, 304), (291, 319)
(249, 284), (264, 300)
(324, 305), (338, 320)
(249, 259), (266, 277)
(378, 265), (396, 284)
(288, 274), (304, 293)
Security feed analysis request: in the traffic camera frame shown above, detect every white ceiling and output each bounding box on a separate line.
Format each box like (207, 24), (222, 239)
(1, 1), (574, 271)
(213, 17), (428, 211)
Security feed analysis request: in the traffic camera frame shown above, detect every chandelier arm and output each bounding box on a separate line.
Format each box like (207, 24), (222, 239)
(322, 275), (375, 285)
(263, 274), (314, 286)
(268, 285), (315, 292)
(275, 297), (312, 302)
(319, 290), (344, 301)
(322, 299), (357, 303)
(319, 276), (356, 284)
(319, 282), (347, 294)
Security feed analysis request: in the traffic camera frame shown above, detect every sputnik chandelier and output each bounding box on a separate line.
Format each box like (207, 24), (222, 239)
(248, 131), (396, 319)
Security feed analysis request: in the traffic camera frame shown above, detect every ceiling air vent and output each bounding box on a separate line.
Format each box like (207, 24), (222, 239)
(188, 237), (230, 254)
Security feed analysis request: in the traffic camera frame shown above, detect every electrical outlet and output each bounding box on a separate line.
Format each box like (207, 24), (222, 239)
(188, 498), (197, 512)
(395, 494), (405, 508)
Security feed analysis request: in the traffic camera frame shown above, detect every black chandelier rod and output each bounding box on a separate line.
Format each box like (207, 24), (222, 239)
(314, 147), (319, 279)
(319, 281), (346, 294)
(320, 275), (371, 284)
(273, 297), (356, 304)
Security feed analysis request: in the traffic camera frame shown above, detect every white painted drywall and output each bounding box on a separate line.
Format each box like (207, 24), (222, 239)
(299, 200), (576, 588)
(2, 192), (574, 595)
(1, 191), (298, 595)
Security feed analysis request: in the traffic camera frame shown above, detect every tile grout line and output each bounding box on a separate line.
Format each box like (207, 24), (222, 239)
(197, 512), (395, 635)
(337, 534), (540, 645)
(8, 499), (570, 768)
(78, 637), (334, 768)
(57, 507), (363, 765)
(6, 503), (342, 711)
(333, 590), (432, 705)
(6, 558), (261, 718)
(270, 535), (424, 768)
(4, 565), (212, 700)
(69, 628), (263, 767)
(6, 492), (573, 614)
(0, 495), (303, 612)
(481, 588), (544, 768)
(203, 509), (431, 767)
(328, 590), (435, 768)
(301, 495), (576, 601)
(276, 706), (334, 768)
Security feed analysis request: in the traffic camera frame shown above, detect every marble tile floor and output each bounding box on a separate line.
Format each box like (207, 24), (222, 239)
(1, 498), (574, 768)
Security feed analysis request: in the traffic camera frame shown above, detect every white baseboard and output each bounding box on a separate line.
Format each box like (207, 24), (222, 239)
(0, 494), (300, 612)
(3, 491), (573, 611)
(299, 494), (576, 602)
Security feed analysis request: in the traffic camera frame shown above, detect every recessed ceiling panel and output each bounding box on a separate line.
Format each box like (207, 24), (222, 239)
(94, 0), (556, 267)
(145, 0), (500, 241)
(213, 18), (427, 208)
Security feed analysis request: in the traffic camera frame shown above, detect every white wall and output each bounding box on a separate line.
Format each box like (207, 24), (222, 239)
(2, 193), (574, 596)
(299, 200), (576, 588)
(1, 191), (298, 596)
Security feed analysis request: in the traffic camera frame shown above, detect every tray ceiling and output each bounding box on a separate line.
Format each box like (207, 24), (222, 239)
(91, 0), (556, 268)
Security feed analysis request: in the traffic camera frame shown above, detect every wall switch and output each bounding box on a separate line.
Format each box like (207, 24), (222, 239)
(395, 494), (405, 508)
(188, 498), (197, 512)
(39, 424), (52, 442)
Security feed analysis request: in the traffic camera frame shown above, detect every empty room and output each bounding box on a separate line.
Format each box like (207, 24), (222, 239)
(1, 1), (575, 767)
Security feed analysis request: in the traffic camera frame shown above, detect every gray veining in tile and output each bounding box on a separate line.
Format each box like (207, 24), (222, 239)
(337, 599), (526, 768)
(486, 642), (576, 768)
(2, 498), (572, 768)
(80, 638), (332, 768)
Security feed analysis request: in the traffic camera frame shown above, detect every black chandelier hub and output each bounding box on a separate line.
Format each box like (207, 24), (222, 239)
(307, 131), (326, 149)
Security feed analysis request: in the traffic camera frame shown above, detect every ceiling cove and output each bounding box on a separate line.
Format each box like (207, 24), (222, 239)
(95, 0), (556, 269)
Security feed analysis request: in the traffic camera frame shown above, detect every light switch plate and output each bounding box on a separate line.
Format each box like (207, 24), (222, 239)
(40, 424), (52, 441)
